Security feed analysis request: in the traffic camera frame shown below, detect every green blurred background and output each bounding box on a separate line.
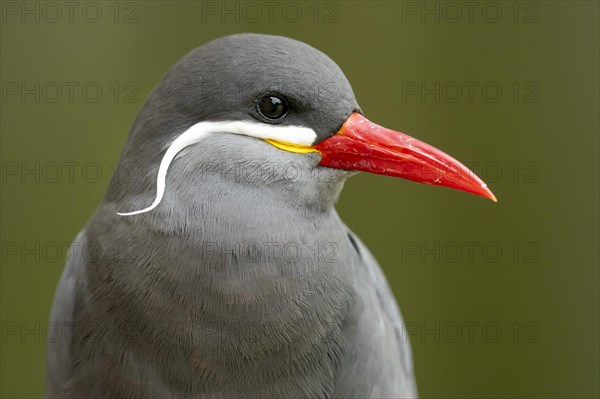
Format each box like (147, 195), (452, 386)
(1, 1), (598, 398)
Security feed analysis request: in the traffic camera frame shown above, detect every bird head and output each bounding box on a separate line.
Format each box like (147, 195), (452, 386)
(111, 33), (495, 217)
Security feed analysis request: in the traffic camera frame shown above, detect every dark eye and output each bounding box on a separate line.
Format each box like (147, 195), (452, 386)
(258, 96), (288, 120)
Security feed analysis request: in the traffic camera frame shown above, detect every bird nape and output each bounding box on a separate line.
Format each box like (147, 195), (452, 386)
(46, 33), (495, 399)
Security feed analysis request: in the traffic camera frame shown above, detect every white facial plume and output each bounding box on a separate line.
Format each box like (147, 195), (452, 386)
(117, 120), (317, 216)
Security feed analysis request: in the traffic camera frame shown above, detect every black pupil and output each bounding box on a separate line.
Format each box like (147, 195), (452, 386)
(259, 96), (286, 119)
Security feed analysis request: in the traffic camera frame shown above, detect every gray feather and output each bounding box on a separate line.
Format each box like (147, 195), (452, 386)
(45, 231), (88, 398)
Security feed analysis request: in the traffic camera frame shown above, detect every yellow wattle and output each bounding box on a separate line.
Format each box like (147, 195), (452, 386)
(264, 139), (320, 154)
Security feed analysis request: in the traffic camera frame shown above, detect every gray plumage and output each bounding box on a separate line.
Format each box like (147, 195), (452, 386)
(46, 34), (417, 398)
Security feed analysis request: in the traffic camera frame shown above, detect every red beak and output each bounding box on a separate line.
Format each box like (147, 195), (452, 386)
(313, 113), (497, 202)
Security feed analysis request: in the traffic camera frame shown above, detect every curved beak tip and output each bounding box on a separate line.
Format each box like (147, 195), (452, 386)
(482, 186), (498, 203)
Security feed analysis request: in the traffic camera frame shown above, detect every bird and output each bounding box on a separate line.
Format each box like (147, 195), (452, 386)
(45, 33), (496, 399)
